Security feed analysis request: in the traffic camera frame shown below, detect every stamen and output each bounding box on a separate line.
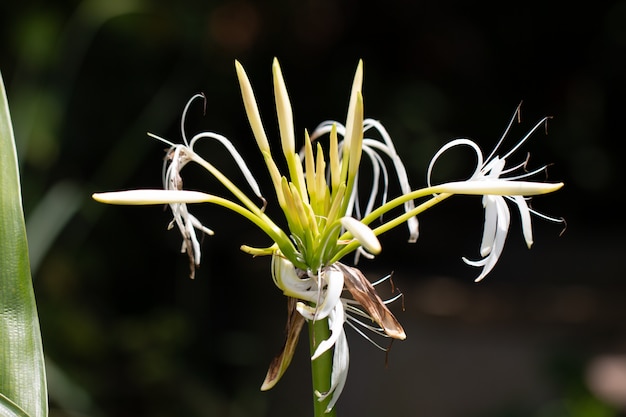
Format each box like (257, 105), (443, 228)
(500, 116), (551, 162)
(484, 102), (522, 163)
(345, 314), (385, 335)
(371, 272), (393, 287)
(383, 292), (403, 305)
(180, 93), (206, 147)
(148, 132), (176, 147)
(503, 196), (566, 226)
(345, 319), (388, 351)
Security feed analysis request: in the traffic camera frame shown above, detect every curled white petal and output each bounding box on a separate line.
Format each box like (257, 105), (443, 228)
(188, 131), (264, 200)
(271, 255), (317, 301)
(427, 138), (484, 188)
(340, 216), (381, 255)
(296, 267), (344, 321)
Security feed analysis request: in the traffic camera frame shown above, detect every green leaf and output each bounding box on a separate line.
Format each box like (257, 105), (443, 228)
(0, 71), (48, 417)
(0, 393), (31, 417)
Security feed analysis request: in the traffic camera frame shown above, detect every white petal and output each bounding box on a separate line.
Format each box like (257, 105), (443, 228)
(340, 216), (381, 255)
(317, 328), (349, 413)
(310, 118), (420, 243)
(188, 213), (215, 236)
(479, 195), (497, 257)
(512, 195), (533, 248)
(317, 268), (345, 319)
(482, 156), (506, 178)
(271, 255), (317, 301)
(464, 196), (511, 282)
(311, 302), (345, 360)
(296, 268), (344, 321)
(188, 131), (264, 200)
(427, 138), (485, 188)
(362, 119), (419, 241)
(358, 145), (383, 220)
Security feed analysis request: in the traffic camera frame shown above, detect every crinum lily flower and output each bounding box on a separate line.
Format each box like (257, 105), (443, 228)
(93, 60), (563, 415)
(269, 253), (405, 412)
(94, 59), (411, 413)
(426, 105), (565, 281)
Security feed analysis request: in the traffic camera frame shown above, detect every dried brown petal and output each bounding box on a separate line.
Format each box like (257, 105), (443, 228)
(261, 297), (306, 390)
(338, 263), (406, 340)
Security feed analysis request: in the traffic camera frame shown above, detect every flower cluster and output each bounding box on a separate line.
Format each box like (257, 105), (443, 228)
(93, 59), (563, 412)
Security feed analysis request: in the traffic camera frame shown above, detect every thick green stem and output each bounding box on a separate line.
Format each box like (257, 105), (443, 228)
(308, 318), (337, 417)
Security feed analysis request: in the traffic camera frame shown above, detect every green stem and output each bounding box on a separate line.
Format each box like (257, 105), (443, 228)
(188, 149), (313, 268)
(189, 150), (271, 218)
(196, 193), (307, 269)
(308, 318), (337, 417)
(329, 192), (452, 263)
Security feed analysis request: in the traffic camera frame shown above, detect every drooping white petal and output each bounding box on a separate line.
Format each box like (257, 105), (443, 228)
(463, 196), (511, 282)
(512, 195), (533, 248)
(479, 195), (498, 257)
(354, 145), (383, 220)
(363, 119), (419, 242)
(309, 118), (419, 244)
(187, 212), (215, 236)
(317, 325), (350, 413)
(184, 212), (202, 264)
(311, 301), (345, 360)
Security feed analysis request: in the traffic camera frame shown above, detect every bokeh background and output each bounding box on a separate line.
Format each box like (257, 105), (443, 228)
(1, 1), (625, 416)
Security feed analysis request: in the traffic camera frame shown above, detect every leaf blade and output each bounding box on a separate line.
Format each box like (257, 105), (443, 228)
(0, 71), (48, 417)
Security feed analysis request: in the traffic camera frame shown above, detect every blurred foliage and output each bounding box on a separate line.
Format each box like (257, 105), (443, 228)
(1, 0), (625, 416)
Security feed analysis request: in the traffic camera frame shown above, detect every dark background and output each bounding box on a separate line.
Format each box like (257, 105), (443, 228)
(1, 1), (625, 416)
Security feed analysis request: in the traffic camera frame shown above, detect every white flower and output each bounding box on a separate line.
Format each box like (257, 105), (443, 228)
(269, 255), (405, 412)
(427, 106), (564, 281)
(149, 93), (266, 277)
